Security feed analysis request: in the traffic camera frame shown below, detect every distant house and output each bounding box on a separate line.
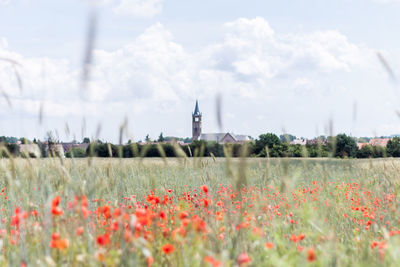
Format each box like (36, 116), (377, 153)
(356, 138), (392, 149)
(199, 133), (251, 144)
(369, 138), (391, 147)
(19, 144), (41, 158)
(306, 139), (328, 145)
(41, 142), (65, 157)
(137, 140), (186, 146)
(357, 143), (369, 150)
(290, 139), (307, 145)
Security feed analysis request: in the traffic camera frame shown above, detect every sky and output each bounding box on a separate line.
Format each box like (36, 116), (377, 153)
(1, 0), (400, 142)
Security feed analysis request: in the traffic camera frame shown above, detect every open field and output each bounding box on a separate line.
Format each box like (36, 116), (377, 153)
(0, 157), (400, 266)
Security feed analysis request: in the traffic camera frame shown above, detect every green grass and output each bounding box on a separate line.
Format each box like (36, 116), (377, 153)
(0, 157), (399, 266)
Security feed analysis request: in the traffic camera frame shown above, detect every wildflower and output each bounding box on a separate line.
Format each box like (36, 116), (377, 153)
(307, 248), (316, 262)
(96, 233), (110, 246)
(76, 226), (84, 236)
(265, 242), (274, 249)
(147, 256), (154, 267)
(50, 232), (69, 250)
(51, 196), (63, 216)
(179, 211), (188, 220)
(201, 185), (209, 194)
(159, 211), (167, 220)
(162, 244), (174, 254)
(237, 252), (251, 266)
(204, 255), (221, 267)
(290, 234), (305, 243)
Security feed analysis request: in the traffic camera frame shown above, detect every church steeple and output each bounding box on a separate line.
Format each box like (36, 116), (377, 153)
(193, 100), (200, 116)
(192, 100), (202, 141)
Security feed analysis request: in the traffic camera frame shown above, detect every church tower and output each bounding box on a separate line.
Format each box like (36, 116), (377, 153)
(192, 100), (202, 141)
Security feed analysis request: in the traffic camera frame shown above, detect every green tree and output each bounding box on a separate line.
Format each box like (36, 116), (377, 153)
(254, 133), (281, 156)
(357, 145), (374, 158)
(387, 137), (400, 157)
(20, 137), (29, 144)
(82, 137), (90, 144)
(145, 134), (151, 142)
(158, 133), (165, 142)
(288, 144), (303, 157)
(335, 134), (358, 158)
(66, 147), (86, 158)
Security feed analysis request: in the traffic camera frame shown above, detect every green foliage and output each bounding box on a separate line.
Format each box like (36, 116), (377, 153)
(288, 144), (303, 157)
(0, 158), (399, 265)
(87, 143), (119, 157)
(65, 148), (86, 158)
(255, 133), (281, 156)
(0, 144), (19, 158)
(4, 134), (400, 159)
(387, 137), (400, 157)
(0, 136), (18, 144)
(335, 134), (358, 158)
(279, 134), (296, 143)
(357, 145), (374, 158)
(158, 133), (165, 142)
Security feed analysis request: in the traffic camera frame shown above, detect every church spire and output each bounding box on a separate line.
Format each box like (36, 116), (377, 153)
(193, 99), (200, 115)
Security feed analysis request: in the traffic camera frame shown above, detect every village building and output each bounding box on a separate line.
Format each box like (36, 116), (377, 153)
(369, 138), (391, 147)
(19, 144), (41, 158)
(200, 133), (251, 144)
(357, 138), (392, 149)
(357, 143), (368, 150)
(41, 142), (65, 158)
(192, 100), (202, 141)
(290, 139), (307, 145)
(192, 101), (251, 144)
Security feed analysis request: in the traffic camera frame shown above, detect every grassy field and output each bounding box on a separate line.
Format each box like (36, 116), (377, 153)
(0, 157), (400, 266)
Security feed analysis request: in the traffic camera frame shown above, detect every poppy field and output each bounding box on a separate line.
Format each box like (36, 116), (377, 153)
(0, 157), (400, 266)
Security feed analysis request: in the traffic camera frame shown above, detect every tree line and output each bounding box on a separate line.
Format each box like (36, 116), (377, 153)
(78, 133), (400, 159)
(2, 133), (400, 159)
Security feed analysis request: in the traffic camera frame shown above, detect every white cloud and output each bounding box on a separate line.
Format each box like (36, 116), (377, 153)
(113, 0), (163, 17)
(1, 17), (393, 140)
(0, 0), (10, 5)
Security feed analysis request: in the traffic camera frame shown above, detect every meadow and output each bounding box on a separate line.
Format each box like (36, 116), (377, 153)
(0, 156), (399, 266)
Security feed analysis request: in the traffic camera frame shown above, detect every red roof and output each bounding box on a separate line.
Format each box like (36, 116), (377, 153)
(368, 138), (391, 147)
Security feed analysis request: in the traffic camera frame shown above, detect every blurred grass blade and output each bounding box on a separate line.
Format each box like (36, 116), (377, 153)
(377, 52), (396, 82)
(216, 93), (223, 132)
(81, 10), (97, 93)
(95, 122), (102, 140)
(0, 57), (22, 67)
(1, 88), (12, 108)
(13, 66), (23, 92)
(82, 117), (87, 140)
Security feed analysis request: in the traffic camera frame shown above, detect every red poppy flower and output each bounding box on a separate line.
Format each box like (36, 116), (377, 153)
(76, 226), (84, 236)
(201, 185), (209, 194)
(265, 242), (274, 249)
(97, 233), (110, 246)
(162, 244), (175, 254)
(307, 248), (316, 262)
(237, 252), (251, 266)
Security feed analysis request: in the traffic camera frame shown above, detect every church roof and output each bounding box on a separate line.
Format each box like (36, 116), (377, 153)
(235, 135), (251, 142)
(193, 100), (201, 116)
(200, 133), (231, 142)
(199, 133), (252, 143)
